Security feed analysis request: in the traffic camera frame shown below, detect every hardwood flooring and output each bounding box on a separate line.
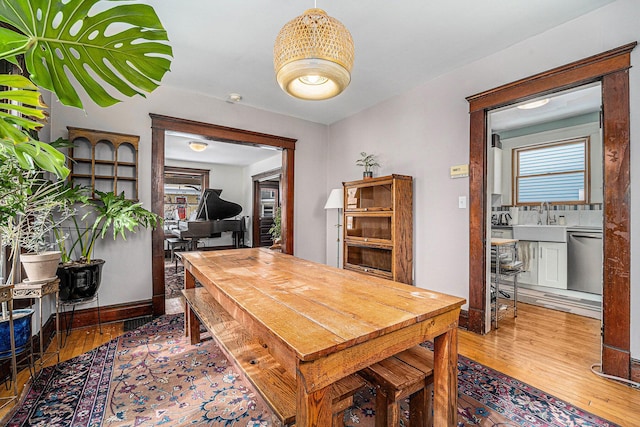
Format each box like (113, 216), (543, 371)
(1, 301), (638, 425)
(459, 301), (640, 426)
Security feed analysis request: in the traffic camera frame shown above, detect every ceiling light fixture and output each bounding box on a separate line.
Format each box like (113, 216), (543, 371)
(189, 141), (208, 152)
(274, 5), (354, 101)
(517, 98), (550, 110)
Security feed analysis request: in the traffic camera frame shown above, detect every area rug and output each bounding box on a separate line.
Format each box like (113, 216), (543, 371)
(3, 314), (618, 427)
(164, 260), (184, 298)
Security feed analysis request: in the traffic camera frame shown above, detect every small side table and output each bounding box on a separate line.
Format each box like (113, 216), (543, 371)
(12, 278), (60, 371)
(0, 284), (18, 409)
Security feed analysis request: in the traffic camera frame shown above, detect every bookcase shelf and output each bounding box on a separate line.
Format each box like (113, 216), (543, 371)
(343, 174), (413, 285)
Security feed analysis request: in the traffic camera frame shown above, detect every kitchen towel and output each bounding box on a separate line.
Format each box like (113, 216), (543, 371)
(517, 241), (531, 272)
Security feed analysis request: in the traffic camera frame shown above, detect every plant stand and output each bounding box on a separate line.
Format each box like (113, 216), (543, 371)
(59, 294), (102, 347)
(12, 278), (60, 372)
(0, 284), (18, 410)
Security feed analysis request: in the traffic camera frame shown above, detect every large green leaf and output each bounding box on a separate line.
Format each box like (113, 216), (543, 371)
(0, 74), (69, 177)
(0, 0), (173, 109)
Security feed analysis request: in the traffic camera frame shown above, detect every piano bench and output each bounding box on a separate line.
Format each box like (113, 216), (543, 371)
(166, 237), (191, 270)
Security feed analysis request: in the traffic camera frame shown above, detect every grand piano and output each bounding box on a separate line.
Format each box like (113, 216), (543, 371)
(172, 189), (246, 248)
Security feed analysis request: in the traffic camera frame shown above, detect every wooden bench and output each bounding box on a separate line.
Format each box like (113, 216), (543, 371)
(182, 287), (365, 426)
(359, 345), (434, 427)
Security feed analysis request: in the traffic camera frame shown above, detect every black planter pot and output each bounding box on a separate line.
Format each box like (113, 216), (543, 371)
(56, 259), (105, 302)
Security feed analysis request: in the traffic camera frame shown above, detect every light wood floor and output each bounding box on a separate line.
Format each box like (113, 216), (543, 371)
(1, 301), (638, 425)
(459, 301), (639, 426)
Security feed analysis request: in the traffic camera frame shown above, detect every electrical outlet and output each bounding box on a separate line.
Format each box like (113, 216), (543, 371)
(458, 196), (467, 209)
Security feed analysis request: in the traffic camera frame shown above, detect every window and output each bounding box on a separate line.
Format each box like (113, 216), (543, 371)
(513, 137), (589, 205)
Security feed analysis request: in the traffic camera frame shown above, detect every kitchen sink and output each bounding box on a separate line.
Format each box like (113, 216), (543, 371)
(512, 225), (567, 242)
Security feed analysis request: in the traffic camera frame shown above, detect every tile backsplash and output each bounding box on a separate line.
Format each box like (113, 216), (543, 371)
(492, 204), (603, 227)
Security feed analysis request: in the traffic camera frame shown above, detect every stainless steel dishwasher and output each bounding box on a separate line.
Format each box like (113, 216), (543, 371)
(567, 227), (603, 294)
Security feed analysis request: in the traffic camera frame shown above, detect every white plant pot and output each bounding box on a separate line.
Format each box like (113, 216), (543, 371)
(20, 251), (61, 283)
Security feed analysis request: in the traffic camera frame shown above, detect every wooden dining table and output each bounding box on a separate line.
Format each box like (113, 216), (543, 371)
(180, 248), (465, 426)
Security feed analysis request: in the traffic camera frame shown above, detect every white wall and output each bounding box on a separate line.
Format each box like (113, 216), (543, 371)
(326, 0), (639, 358)
(50, 85), (328, 308)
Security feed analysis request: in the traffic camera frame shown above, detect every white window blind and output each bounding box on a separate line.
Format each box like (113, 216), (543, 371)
(515, 138), (588, 204)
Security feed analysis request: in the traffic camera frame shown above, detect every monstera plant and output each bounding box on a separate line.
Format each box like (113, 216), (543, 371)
(0, 0), (172, 289)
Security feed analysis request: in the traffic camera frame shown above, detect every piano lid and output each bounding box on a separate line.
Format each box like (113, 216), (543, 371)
(195, 189), (242, 220)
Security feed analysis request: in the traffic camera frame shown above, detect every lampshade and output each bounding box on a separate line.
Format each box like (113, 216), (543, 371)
(274, 8), (354, 100)
(189, 141), (208, 152)
(324, 188), (344, 209)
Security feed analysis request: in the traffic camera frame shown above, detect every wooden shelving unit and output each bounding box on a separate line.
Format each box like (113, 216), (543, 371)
(67, 127), (139, 200)
(342, 174), (413, 284)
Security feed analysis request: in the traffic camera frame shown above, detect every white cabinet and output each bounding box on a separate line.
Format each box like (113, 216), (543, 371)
(492, 147), (502, 194)
(517, 241), (538, 285)
(538, 242), (567, 289)
(516, 240), (567, 289)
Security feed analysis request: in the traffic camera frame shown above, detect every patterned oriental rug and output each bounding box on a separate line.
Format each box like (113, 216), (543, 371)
(3, 314), (618, 427)
(164, 260), (185, 298)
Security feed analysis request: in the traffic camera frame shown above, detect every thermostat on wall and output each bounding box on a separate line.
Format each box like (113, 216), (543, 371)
(450, 164), (469, 178)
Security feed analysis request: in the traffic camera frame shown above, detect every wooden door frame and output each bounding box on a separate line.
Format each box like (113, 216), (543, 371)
(150, 114), (296, 315)
(466, 42), (636, 379)
(252, 169), (282, 247)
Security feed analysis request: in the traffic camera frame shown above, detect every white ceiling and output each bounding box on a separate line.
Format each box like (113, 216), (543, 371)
(147, 0), (614, 164)
(143, 0), (613, 126)
(164, 131), (281, 165)
(490, 83), (602, 132)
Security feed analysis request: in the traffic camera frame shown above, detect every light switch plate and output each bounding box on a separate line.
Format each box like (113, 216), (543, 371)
(458, 196), (467, 209)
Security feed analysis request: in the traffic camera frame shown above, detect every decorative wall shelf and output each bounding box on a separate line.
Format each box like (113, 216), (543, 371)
(67, 127), (139, 200)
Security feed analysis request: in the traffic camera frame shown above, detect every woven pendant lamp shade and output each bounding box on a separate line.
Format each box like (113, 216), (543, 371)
(274, 8), (354, 100)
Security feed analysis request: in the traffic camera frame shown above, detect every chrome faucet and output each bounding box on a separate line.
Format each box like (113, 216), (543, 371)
(540, 201), (556, 225)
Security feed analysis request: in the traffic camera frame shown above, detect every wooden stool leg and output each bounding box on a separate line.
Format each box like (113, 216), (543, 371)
(387, 396), (401, 427)
(187, 305), (201, 345)
(409, 387), (428, 427)
(374, 387), (388, 427)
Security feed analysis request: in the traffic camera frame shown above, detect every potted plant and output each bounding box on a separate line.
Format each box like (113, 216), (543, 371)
(356, 152), (381, 179)
(0, 157), (78, 284)
(0, 0), (171, 375)
(0, 0), (172, 288)
(55, 190), (161, 302)
(268, 206), (282, 250)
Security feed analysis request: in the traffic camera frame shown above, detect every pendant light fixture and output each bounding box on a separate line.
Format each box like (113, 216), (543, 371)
(274, 4), (354, 100)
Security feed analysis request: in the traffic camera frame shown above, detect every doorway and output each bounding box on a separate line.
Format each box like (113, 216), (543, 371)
(252, 169), (282, 248)
(162, 166), (209, 313)
(150, 114), (297, 316)
(487, 83), (603, 319)
(466, 43), (635, 379)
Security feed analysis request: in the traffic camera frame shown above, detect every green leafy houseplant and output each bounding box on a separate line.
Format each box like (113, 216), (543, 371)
(0, 0), (171, 289)
(356, 152), (380, 178)
(268, 206), (282, 243)
(0, 157), (77, 283)
(57, 190), (161, 265)
(53, 188), (160, 301)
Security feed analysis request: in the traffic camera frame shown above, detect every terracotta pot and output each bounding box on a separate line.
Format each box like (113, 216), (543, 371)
(20, 251), (61, 283)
